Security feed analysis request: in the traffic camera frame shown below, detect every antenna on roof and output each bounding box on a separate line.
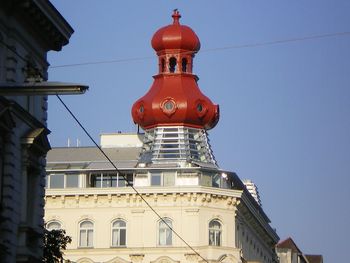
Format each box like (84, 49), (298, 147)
(67, 138), (70, 147)
(76, 138), (80, 147)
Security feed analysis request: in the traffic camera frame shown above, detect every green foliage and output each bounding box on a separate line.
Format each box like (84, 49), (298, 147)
(43, 228), (72, 263)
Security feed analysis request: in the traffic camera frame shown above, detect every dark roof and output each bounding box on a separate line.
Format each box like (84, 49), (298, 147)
(305, 255), (323, 263)
(276, 237), (302, 253)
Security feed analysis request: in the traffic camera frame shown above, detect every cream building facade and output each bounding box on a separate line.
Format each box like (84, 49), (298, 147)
(45, 134), (279, 263)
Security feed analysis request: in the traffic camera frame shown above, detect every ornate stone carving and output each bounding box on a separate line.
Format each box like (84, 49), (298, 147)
(129, 254), (144, 263)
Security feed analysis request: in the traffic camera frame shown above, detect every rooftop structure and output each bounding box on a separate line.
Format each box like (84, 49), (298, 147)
(132, 10), (219, 169)
(44, 11), (280, 263)
(276, 237), (323, 263)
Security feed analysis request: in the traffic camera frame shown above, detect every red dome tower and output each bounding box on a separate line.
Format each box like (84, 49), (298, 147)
(132, 10), (219, 167)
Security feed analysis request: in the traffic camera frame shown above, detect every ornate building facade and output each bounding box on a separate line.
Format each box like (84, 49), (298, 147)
(0, 0), (74, 262)
(44, 11), (279, 263)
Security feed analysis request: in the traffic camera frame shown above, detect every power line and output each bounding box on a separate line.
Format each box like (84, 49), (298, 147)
(50, 31), (350, 69)
(1, 35), (210, 262)
(56, 94), (210, 263)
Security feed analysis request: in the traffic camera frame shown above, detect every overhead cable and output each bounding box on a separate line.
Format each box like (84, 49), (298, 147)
(56, 94), (210, 263)
(50, 31), (350, 68)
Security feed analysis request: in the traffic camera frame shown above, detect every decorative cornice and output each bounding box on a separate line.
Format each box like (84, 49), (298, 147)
(1, 0), (74, 51)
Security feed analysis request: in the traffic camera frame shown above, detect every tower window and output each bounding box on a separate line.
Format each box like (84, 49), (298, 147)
(182, 58), (187, 72)
(161, 58), (165, 72)
(209, 219), (222, 246)
(169, 57), (177, 73)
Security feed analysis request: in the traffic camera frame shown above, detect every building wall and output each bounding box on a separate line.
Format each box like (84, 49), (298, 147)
(45, 174), (278, 263)
(45, 187), (242, 263)
(0, 1), (73, 262)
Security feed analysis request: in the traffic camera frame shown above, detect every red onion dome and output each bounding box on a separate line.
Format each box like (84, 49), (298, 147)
(131, 10), (219, 131)
(131, 74), (219, 130)
(151, 9), (200, 53)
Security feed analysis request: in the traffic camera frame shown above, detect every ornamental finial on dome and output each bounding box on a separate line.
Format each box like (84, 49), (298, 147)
(172, 9), (181, 24)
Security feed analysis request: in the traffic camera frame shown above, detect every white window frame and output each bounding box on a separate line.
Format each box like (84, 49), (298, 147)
(90, 172), (133, 188)
(209, 219), (222, 246)
(158, 218), (173, 246)
(111, 219), (127, 247)
(47, 173), (79, 189)
(79, 220), (94, 248)
(46, 220), (62, 230)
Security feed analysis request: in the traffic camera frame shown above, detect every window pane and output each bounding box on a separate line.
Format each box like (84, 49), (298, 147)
(114, 220), (126, 228)
(80, 230), (87, 247)
(102, 174), (109, 187)
(118, 176), (126, 187)
(151, 173), (161, 186)
(110, 174), (118, 187)
(47, 221), (61, 230)
(126, 173), (133, 186)
(87, 229), (93, 247)
(166, 229), (172, 245)
(66, 174), (79, 188)
(81, 221), (93, 228)
(50, 174), (64, 188)
(159, 228), (166, 245)
(112, 229), (119, 246)
(91, 174), (102, 188)
(209, 231), (214, 245)
(159, 219), (172, 246)
(209, 220), (221, 246)
(120, 229), (126, 246)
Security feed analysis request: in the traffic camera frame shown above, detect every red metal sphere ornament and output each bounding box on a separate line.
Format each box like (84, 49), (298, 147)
(131, 10), (219, 130)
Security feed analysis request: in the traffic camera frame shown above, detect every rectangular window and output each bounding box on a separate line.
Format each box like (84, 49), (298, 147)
(163, 172), (175, 186)
(66, 174), (79, 188)
(80, 229), (93, 247)
(201, 173), (212, 186)
(118, 176), (126, 187)
(212, 173), (221, 188)
(91, 173), (120, 188)
(126, 173), (134, 187)
(151, 173), (161, 186)
(49, 174), (64, 188)
(110, 174), (118, 187)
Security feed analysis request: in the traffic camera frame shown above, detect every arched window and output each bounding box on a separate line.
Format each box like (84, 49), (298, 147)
(209, 219), (222, 246)
(158, 218), (172, 246)
(47, 221), (61, 230)
(79, 220), (94, 247)
(169, 57), (177, 73)
(181, 58), (187, 72)
(112, 219), (126, 247)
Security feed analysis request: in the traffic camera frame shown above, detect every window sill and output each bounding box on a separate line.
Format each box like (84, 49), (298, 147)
(110, 245), (127, 248)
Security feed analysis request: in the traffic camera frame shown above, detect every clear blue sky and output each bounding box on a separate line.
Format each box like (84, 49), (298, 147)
(48, 1), (350, 261)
